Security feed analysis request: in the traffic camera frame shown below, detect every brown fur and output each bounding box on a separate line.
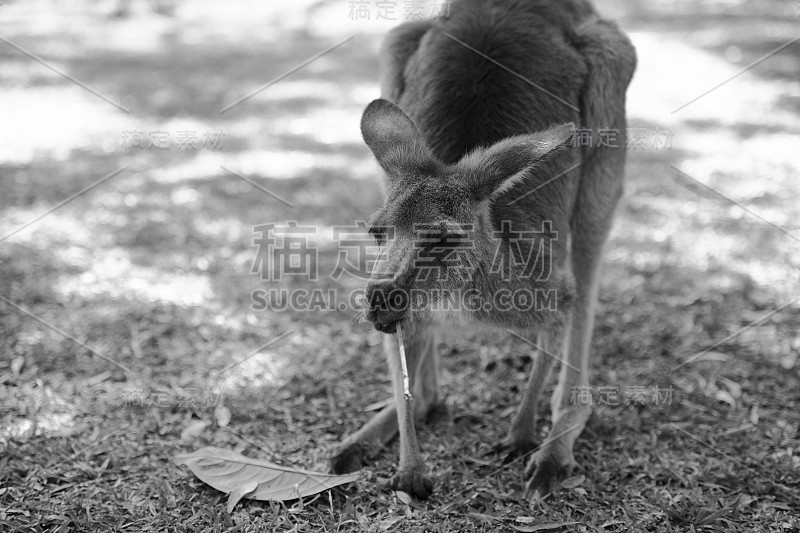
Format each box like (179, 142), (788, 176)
(331, 0), (636, 499)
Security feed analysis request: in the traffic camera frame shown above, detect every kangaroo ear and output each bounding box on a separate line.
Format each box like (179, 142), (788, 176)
(361, 99), (439, 181)
(457, 123), (575, 201)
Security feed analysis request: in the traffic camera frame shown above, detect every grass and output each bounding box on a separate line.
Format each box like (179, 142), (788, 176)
(1, 0), (799, 531)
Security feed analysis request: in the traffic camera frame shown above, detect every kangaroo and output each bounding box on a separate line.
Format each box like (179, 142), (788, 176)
(330, 0), (636, 499)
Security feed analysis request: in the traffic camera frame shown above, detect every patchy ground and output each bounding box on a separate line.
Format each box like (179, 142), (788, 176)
(1, 0), (798, 531)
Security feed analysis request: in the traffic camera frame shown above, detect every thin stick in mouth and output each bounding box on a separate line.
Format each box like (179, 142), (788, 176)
(396, 323), (413, 400)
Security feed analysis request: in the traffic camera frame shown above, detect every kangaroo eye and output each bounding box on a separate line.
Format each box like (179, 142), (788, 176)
(368, 225), (388, 245)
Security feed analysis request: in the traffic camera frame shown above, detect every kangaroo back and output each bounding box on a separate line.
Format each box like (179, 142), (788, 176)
(390, 0), (595, 164)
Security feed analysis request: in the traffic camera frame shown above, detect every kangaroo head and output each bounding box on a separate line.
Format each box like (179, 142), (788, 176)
(360, 99), (573, 334)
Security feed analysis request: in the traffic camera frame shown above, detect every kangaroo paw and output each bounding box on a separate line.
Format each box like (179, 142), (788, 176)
(525, 447), (577, 497)
(390, 468), (434, 499)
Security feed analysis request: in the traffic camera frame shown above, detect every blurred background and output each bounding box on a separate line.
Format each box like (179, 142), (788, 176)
(0, 0), (798, 530)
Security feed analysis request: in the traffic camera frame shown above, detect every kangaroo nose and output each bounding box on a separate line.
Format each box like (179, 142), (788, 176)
(365, 279), (409, 333)
(366, 279), (407, 309)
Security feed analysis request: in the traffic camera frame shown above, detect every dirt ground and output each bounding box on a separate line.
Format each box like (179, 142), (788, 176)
(1, 0), (798, 531)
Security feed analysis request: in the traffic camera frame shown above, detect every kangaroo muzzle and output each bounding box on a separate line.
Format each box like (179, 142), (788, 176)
(365, 279), (410, 334)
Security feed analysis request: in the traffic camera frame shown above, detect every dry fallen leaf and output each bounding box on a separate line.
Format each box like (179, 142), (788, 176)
(560, 474), (585, 489)
(694, 351), (731, 363)
(214, 404), (232, 428)
(11, 356), (25, 376)
(174, 446), (361, 511)
(393, 490), (413, 506)
(511, 521), (580, 532)
(180, 419), (209, 441)
(599, 520), (626, 528)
